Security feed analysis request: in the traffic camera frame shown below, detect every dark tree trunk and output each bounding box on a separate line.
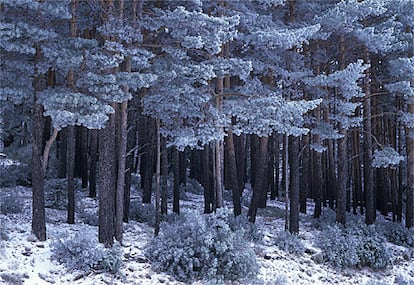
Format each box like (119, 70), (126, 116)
(250, 135), (259, 189)
(406, 102), (414, 228)
(289, 136), (300, 234)
(202, 147), (213, 213)
(300, 135), (309, 214)
(173, 148), (180, 214)
(351, 128), (362, 215)
(98, 112), (116, 248)
(337, 125), (348, 225)
(270, 134), (279, 200)
(142, 117), (155, 204)
(80, 127), (88, 189)
(226, 129), (241, 216)
(57, 128), (67, 178)
(67, 125), (76, 224)
(161, 137), (168, 215)
(235, 134), (246, 191)
(88, 129), (98, 198)
(248, 136), (269, 223)
(32, 100), (46, 241)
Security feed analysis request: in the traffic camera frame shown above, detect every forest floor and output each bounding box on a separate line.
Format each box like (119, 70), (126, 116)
(0, 183), (413, 285)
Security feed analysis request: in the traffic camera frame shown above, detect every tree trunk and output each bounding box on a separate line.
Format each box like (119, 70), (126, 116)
(173, 147), (180, 214)
(98, 111), (116, 247)
(154, 118), (161, 236)
(32, 94), (46, 241)
(270, 134), (279, 200)
(57, 129), (67, 178)
(226, 129), (241, 216)
(289, 136), (300, 234)
(161, 137), (168, 215)
(89, 129), (98, 198)
(248, 136), (269, 223)
(67, 125), (76, 224)
(142, 116), (155, 204)
(80, 127), (88, 188)
(202, 146), (213, 213)
(364, 50), (375, 225)
(300, 135), (309, 214)
(406, 102), (414, 228)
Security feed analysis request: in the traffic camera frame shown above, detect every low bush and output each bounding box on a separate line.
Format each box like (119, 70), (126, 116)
(318, 222), (390, 269)
(0, 163), (30, 187)
(0, 272), (24, 285)
(274, 231), (305, 256)
(0, 194), (24, 215)
(50, 232), (122, 273)
(129, 201), (155, 226)
(145, 209), (258, 282)
(377, 219), (414, 248)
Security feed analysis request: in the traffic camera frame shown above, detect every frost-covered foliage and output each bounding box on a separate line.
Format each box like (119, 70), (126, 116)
(0, 194), (24, 215)
(274, 231), (305, 256)
(129, 202), (155, 226)
(377, 219), (414, 248)
(44, 178), (81, 210)
(145, 209), (258, 282)
(0, 162), (30, 187)
(372, 147), (405, 168)
(318, 222), (390, 269)
(51, 232), (122, 273)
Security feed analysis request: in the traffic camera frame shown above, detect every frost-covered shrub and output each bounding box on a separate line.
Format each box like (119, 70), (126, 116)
(227, 213), (264, 242)
(356, 226), (390, 270)
(129, 202), (155, 226)
(257, 206), (286, 219)
(80, 211), (99, 226)
(377, 220), (414, 248)
(0, 223), (9, 241)
(274, 231), (305, 256)
(0, 272), (23, 285)
(319, 222), (390, 269)
(0, 163), (30, 187)
(51, 232), (122, 273)
(145, 209), (258, 282)
(313, 207), (336, 228)
(184, 178), (204, 195)
(44, 179), (68, 210)
(0, 195), (24, 215)
(318, 224), (360, 267)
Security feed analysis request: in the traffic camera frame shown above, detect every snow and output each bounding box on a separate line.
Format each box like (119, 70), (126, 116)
(1, 185), (413, 285)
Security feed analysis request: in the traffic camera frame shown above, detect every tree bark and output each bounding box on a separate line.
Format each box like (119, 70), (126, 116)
(89, 129), (98, 198)
(248, 136), (269, 223)
(98, 111), (116, 247)
(289, 136), (300, 234)
(67, 125), (76, 224)
(227, 129), (241, 216)
(161, 137), (168, 215)
(57, 129), (67, 178)
(154, 118), (161, 236)
(406, 102), (414, 228)
(173, 147), (180, 214)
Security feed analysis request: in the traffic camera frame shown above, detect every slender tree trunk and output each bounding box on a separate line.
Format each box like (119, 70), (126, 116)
(227, 129), (241, 216)
(32, 75), (46, 241)
(406, 102), (414, 228)
(364, 50), (375, 225)
(289, 136), (300, 234)
(248, 136), (269, 223)
(173, 148), (180, 214)
(161, 137), (168, 215)
(202, 147), (213, 213)
(351, 127), (362, 215)
(154, 118), (161, 236)
(214, 78), (224, 209)
(313, 108), (323, 218)
(67, 125), (76, 224)
(142, 117), (155, 204)
(89, 129), (98, 198)
(235, 134), (246, 191)
(270, 134), (279, 200)
(80, 127), (88, 188)
(300, 135), (309, 214)
(98, 111), (116, 247)
(57, 129), (67, 178)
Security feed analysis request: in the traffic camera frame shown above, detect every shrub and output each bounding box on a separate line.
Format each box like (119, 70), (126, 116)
(80, 211), (99, 226)
(50, 232), (122, 273)
(274, 231), (305, 256)
(318, 224), (360, 267)
(44, 179), (69, 210)
(0, 273), (24, 285)
(313, 207), (337, 229)
(0, 195), (24, 215)
(0, 223), (9, 241)
(145, 209), (258, 282)
(183, 178), (204, 195)
(318, 223), (390, 269)
(226, 213), (264, 242)
(129, 202), (155, 226)
(377, 220), (414, 248)
(0, 163), (30, 187)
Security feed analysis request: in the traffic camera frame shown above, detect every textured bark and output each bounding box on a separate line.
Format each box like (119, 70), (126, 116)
(351, 128), (362, 215)
(173, 148), (180, 214)
(234, 134), (246, 191)
(32, 98), (46, 241)
(202, 147), (213, 213)
(214, 78), (224, 209)
(154, 118), (161, 236)
(364, 50), (375, 225)
(57, 129), (67, 178)
(67, 125), (76, 224)
(248, 136), (269, 223)
(312, 107), (323, 219)
(80, 127), (88, 188)
(142, 117), (155, 204)
(98, 112), (116, 247)
(300, 135), (309, 214)
(406, 102), (414, 228)
(226, 129), (241, 216)
(161, 137), (168, 215)
(289, 136), (300, 234)
(88, 129), (98, 198)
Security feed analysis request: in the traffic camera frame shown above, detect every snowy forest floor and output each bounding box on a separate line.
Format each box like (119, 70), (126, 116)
(0, 184), (413, 285)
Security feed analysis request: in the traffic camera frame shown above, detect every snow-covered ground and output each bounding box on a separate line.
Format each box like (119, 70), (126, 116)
(0, 185), (413, 285)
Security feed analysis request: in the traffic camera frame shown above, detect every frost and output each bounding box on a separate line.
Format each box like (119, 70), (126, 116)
(372, 147), (405, 168)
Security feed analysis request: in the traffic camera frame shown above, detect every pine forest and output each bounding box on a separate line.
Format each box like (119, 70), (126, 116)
(0, 0), (413, 284)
